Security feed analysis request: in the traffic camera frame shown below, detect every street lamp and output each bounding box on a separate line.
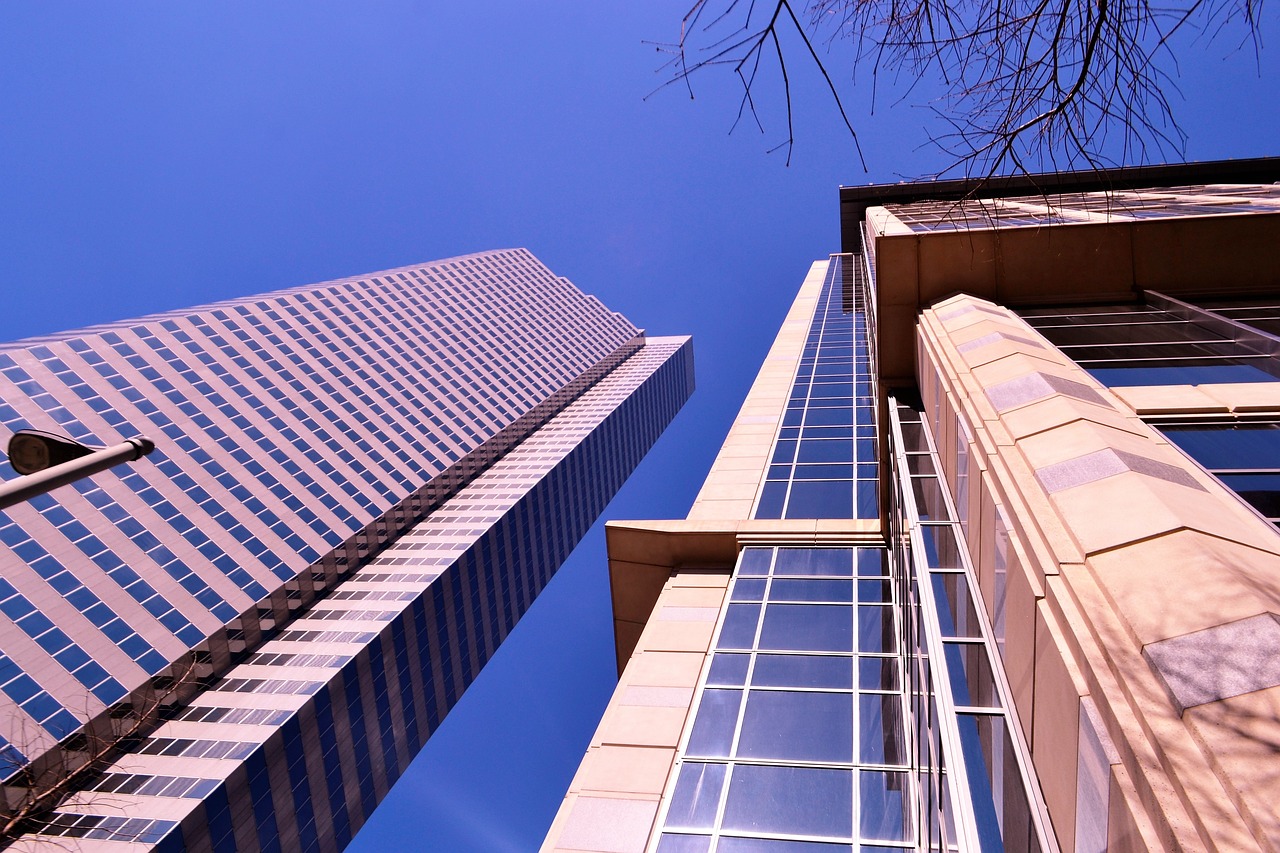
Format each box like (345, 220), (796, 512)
(0, 430), (155, 511)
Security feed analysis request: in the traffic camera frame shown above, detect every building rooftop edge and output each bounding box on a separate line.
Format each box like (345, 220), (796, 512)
(839, 156), (1280, 252)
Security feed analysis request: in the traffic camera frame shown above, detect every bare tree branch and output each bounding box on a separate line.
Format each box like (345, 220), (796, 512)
(657, 0), (1267, 175)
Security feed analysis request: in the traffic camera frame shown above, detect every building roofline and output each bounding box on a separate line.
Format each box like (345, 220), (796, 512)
(839, 156), (1280, 252)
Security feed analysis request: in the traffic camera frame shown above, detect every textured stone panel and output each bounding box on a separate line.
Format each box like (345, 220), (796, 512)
(1036, 448), (1205, 493)
(1144, 613), (1280, 711)
(985, 372), (1108, 412)
(957, 331), (1045, 353)
(557, 796), (659, 853)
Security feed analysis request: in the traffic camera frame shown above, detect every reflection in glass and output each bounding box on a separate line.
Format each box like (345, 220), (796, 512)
(667, 762), (728, 829)
(731, 578), (768, 602)
(858, 656), (899, 691)
(932, 572), (983, 638)
(760, 604), (853, 652)
(707, 653), (750, 686)
(657, 834), (713, 853)
(944, 643), (999, 708)
(919, 525), (963, 568)
(722, 765), (853, 838)
(769, 578), (855, 602)
(859, 770), (910, 841)
(785, 481), (854, 519)
(687, 690), (742, 757)
(753, 654), (853, 689)
(857, 549), (888, 577)
(857, 481), (879, 518)
(774, 549), (855, 576)
(717, 837), (852, 852)
(859, 692), (906, 766)
(738, 690), (853, 762)
(858, 605), (892, 653)
(957, 714), (1042, 853)
(719, 605), (762, 649)
(739, 549), (773, 576)
(858, 579), (891, 603)
(911, 475), (948, 520)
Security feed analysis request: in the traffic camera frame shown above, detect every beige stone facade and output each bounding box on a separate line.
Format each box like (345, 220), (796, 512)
(546, 167), (1280, 853)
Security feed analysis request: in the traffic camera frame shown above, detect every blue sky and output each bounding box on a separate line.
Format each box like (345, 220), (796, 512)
(0, 3), (1275, 851)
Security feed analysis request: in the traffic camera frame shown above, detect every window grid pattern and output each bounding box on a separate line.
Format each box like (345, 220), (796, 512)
(15, 336), (694, 853)
(755, 256), (879, 519)
(1020, 303), (1280, 387)
(888, 398), (1054, 853)
(655, 546), (914, 852)
(28, 813), (177, 845)
(1158, 419), (1280, 528)
(885, 184), (1280, 233)
(0, 248), (641, 743)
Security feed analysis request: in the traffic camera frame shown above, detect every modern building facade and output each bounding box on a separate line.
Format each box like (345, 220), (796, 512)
(543, 159), (1280, 852)
(0, 248), (694, 851)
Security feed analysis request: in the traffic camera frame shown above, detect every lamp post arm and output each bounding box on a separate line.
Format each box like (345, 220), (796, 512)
(0, 437), (155, 511)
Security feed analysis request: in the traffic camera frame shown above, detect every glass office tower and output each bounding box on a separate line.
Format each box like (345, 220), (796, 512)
(0, 248), (693, 851)
(545, 159), (1280, 853)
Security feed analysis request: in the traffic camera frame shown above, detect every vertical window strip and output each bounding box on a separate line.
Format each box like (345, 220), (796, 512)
(886, 396), (1058, 853)
(654, 545), (914, 850)
(754, 255), (879, 521)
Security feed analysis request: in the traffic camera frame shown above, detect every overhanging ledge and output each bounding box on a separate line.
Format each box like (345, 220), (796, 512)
(607, 518), (883, 673)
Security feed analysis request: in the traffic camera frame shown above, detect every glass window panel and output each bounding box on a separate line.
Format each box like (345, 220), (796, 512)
(807, 425), (856, 439)
(717, 838), (852, 852)
(785, 481), (854, 519)
(722, 765), (854, 839)
(793, 463), (856, 480)
(944, 643), (999, 708)
(738, 690), (853, 762)
(1217, 473), (1280, 518)
(805, 408), (855, 427)
(859, 692), (906, 765)
(858, 656), (899, 691)
(732, 578), (767, 602)
(797, 440), (855, 463)
(956, 714), (1043, 853)
(756, 483), (787, 519)
(859, 771), (911, 842)
(708, 653), (750, 686)
(811, 382), (855, 398)
(858, 606), (892, 653)
(686, 690), (743, 757)
(857, 550), (888, 577)
(739, 549), (774, 576)
(769, 578), (855, 602)
(760, 604), (854, 652)
(919, 525), (963, 569)
(768, 464), (793, 480)
(910, 476), (948, 521)
(898, 421), (929, 453)
(753, 654), (853, 689)
(1067, 340), (1244, 361)
(1088, 362), (1277, 387)
(931, 573), (983, 638)
(857, 481), (879, 518)
(774, 548), (854, 576)
(657, 834), (713, 853)
(1163, 423), (1280, 470)
(858, 579), (891, 603)
(772, 441), (798, 464)
(718, 605), (762, 650)
(666, 762), (728, 829)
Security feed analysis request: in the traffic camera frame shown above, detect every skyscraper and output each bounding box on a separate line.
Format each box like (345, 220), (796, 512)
(544, 159), (1280, 852)
(0, 248), (693, 851)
